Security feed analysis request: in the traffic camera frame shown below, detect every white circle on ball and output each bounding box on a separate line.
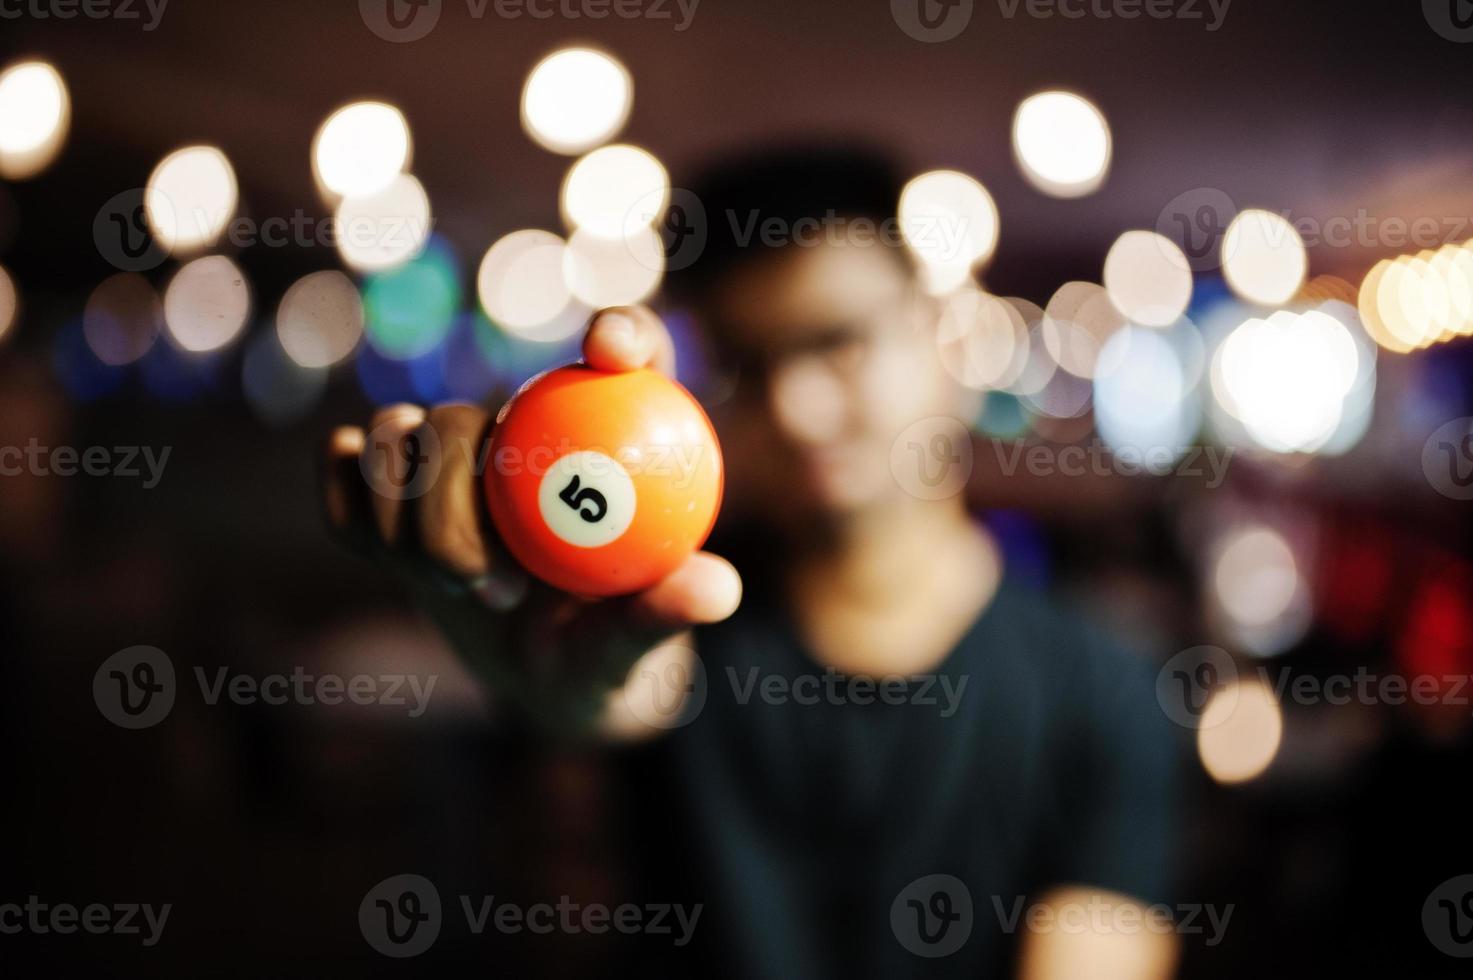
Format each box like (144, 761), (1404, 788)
(537, 451), (637, 548)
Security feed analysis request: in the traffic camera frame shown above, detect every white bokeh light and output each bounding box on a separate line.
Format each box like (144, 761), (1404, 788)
(561, 145), (669, 240)
(1103, 230), (1193, 327)
(0, 60), (70, 179)
(898, 170), (1000, 294)
(477, 229), (589, 342)
(1011, 91), (1111, 198)
(522, 48), (633, 155)
(1222, 209), (1307, 306)
(164, 255), (251, 353)
(334, 173), (431, 273)
(146, 146), (239, 256)
(312, 102), (411, 199)
(276, 270), (364, 368)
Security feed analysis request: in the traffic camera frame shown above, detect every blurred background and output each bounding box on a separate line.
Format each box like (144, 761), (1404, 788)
(2, 0), (1472, 975)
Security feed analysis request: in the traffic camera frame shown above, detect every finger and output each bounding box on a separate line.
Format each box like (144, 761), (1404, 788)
(626, 551), (743, 634)
(582, 305), (678, 377)
(415, 403), (495, 580)
(320, 425), (374, 553)
(359, 403), (427, 550)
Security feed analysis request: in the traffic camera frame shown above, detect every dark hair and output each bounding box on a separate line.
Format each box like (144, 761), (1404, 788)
(665, 142), (908, 303)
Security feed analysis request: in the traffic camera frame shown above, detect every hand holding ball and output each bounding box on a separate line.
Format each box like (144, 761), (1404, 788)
(483, 364), (723, 597)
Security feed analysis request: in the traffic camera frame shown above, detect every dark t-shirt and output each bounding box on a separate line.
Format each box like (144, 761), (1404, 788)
(619, 573), (1181, 979)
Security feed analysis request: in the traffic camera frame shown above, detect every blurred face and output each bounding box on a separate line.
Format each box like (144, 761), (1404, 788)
(699, 238), (975, 535)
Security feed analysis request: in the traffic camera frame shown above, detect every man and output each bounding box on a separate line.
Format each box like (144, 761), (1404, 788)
(321, 146), (1181, 978)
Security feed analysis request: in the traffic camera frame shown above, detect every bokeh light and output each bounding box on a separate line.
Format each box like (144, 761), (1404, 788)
(1213, 524), (1301, 634)
(1093, 325), (1200, 459)
(898, 170), (1000, 294)
(0, 60), (70, 180)
(935, 288), (1029, 390)
(476, 229), (589, 342)
(163, 255), (251, 353)
(1041, 280), (1126, 378)
(83, 273), (161, 366)
(334, 172), (431, 273)
(1197, 678), (1283, 784)
(1213, 309), (1359, 453)
(1221, 208), (1307, 306)
(275, 270), (364, 368)
(242, 328), (327, 427)
(562, 226), (664, 307)
(521, 48), (633, 155)
(145, 145), (239, 255)
(312, 101), (411, 199)
(361, 240), (460, 360)
(1011, 91), (1111, 198)
(0, 263), (16, 343)
(561, 144), (669, 240)
(1103, 230), (1193, 326)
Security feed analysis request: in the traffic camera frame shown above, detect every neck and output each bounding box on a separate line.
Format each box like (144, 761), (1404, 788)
(792, 495), (991, 601)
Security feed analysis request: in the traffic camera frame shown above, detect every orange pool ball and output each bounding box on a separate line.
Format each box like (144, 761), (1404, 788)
(483, 364), (724, 597)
